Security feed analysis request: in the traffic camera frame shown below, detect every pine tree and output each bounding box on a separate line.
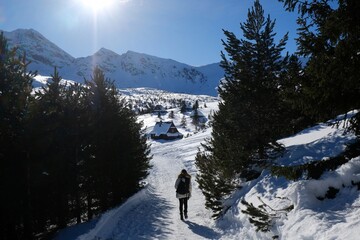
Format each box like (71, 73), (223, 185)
(192, 109), (200, 127)
(279, 55), (313, 133)
(60, 81), (88, 224)
(29, 67), (71, 229)
(83, 66), (151, 212)
(196, 0), (289, 218)
(180, 100), (187, 113)
(0, 32), (36, 239)
(180, 115), (187, 128)
(192, 100), (199, 110)
(83, 66), (121, 212)
(220, 0), (289, 161)
(280, 0), (360, 135)
(28, 68), (89, 230)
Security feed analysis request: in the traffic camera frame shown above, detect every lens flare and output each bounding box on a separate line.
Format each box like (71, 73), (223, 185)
(78, 0), (116, 14)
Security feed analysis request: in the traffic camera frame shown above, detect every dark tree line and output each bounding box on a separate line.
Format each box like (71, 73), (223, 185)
(196, 0), (360, 218)
(0, 33), (151, 239)
(280, 0), (360, 133)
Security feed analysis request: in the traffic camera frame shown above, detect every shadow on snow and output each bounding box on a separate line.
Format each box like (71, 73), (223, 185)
(111, 186), (174, 240)
(184, 220), (221, 239)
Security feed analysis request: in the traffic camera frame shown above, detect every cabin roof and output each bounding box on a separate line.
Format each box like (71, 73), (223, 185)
(150, 121), (181, 137)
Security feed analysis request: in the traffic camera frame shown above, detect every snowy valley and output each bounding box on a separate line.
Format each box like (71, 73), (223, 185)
(51, 86), (360, 240)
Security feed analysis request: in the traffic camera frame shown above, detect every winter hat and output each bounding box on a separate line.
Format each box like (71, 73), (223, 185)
(181, 169), (187, 174)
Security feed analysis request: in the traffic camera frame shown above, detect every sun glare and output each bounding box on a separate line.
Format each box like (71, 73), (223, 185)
(78, 0), (116, 13)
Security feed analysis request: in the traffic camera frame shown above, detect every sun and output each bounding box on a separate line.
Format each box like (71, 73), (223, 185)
(78, 0), (116, 13)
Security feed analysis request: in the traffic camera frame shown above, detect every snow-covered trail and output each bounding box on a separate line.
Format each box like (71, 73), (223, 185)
(148, 131), (222, 239)
(75, 128), (222, 240)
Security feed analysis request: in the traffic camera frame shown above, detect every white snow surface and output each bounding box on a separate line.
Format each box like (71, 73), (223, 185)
(55, 96), (360, 240)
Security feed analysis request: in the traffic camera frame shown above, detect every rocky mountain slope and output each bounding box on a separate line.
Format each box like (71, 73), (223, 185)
(3, 29), (224, 96)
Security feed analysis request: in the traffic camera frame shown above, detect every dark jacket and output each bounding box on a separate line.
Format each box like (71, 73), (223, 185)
(174, 173), (192, 199)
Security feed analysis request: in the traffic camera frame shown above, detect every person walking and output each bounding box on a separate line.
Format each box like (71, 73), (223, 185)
(174, 169), (192, 220)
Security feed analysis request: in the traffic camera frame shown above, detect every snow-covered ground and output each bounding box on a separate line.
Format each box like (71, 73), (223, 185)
(55, 95), (360, 240)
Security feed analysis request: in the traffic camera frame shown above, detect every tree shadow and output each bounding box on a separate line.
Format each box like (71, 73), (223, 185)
(59, 186), (175, 240)
(111, 186), (174, 239)
(185, 220), (220, 239)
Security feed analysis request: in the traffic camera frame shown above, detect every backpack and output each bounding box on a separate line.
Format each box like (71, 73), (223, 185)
(176, 177), (190, 194)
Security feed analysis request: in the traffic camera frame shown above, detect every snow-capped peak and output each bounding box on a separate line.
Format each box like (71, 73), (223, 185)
(2, 28), (224, 96)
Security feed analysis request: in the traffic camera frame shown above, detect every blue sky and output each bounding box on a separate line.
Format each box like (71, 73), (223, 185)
(0, 0), (299, 66)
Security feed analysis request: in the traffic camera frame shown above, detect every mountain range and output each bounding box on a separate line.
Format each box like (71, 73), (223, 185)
(2, 29), (224, 96)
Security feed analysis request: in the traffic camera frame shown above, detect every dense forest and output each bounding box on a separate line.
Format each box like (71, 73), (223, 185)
(0, 33), (151, 239)
(196, 0), (360, 219)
